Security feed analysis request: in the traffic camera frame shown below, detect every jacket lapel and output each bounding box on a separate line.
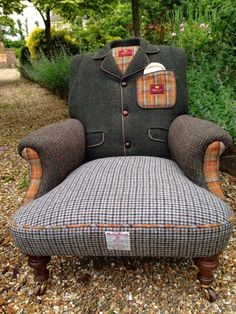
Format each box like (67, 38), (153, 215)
(93, 38), (160, 81)
(101, 52), (123, 80)
(122, 47), (149, 79)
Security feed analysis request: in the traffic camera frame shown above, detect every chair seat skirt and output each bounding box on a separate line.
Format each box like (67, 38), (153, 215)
(9, 156), (233, 257)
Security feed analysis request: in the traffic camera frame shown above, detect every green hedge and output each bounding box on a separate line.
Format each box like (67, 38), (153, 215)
(21, 52), (71, 98)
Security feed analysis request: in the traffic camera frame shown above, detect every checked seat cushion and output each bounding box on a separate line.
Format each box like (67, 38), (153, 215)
(9, 156), (233, 258)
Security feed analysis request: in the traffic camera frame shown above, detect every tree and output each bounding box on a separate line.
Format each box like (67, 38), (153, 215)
(26, 0), (120, 58)
(0, 16), (17, 41)
(0, 0), (24, 15)
(17, 19), (24, 40)
(131, 0), (140, 36)
(27, 0), (82, 58)
(25, 18), (29, 37)
(0, 0), (25, 43)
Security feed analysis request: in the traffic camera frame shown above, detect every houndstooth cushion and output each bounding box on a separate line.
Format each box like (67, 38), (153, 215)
(9, 156), (234, 257)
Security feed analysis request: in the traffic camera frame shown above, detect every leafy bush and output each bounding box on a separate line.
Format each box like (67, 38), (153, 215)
(188, 62), (236, 140)
(26, 27), (79, 60)
(164, 0), (235, 67)
(165, 22), (214, 60)
(70, 3), (131, 52)
(22, 52), (71, 97)
(72, 20), (120, 52)
(3, 38), (24, 49)
(19, 46), (30, 65)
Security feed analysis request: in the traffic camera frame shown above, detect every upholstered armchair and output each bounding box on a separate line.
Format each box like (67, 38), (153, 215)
(9, 38), (235, 301)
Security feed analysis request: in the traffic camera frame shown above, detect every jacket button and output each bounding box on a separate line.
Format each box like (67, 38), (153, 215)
(121, 81), (127, 87)
(123, 110), (129, 116)
(125, 141), (131, 148)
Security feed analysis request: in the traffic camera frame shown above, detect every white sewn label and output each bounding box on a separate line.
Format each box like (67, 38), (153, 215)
(105, 231), (130, 251)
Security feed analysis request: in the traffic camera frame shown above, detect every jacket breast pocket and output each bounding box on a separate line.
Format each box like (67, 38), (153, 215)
(136, 71), (176, 109)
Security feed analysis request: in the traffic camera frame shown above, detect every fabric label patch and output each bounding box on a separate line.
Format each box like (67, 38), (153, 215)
(105, 231), (130, 251)
(118, 49), (133, 57)
(150, 83), (165, 94)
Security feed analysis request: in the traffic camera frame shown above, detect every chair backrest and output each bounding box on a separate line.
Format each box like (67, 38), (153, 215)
(69, 38), (188, 161)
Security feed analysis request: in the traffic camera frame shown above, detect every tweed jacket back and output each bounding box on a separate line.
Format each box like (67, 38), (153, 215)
(69, 38), (188, 161)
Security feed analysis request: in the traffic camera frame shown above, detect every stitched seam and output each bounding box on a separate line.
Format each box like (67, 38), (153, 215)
(120, 83), (126, 155)
(9, 215), (235, 231)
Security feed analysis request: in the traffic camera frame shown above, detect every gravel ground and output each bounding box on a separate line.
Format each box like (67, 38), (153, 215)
(0, 73), (235, 313)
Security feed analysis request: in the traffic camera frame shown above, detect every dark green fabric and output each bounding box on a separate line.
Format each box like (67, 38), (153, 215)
(69, 37), (188, 161)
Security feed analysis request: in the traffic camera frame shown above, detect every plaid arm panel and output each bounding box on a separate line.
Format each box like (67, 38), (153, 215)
(21, 148), (42, 204)
(204, 141), (225, 199)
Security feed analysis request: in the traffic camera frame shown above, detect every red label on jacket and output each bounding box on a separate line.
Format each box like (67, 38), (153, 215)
(150, 83), (165, 94)
(118, 49), (133, 57)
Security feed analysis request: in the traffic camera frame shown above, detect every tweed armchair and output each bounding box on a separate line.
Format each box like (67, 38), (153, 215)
(9, 38), (235, 301)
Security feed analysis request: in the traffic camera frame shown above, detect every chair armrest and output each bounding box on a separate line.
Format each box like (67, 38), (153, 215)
(18, 119), (85, 203)
(168, 115), (233, 197)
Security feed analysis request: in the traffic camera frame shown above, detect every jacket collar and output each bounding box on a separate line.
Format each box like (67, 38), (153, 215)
(93, 37), (160, 80)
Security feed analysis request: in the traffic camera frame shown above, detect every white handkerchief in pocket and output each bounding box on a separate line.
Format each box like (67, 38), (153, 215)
(144, 62), (166, 75)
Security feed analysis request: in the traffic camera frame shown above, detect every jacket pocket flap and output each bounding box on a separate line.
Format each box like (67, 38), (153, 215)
(148, 127), (168, 143)
(86, 132), (105, 148)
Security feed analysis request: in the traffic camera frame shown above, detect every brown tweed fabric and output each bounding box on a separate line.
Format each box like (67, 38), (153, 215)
(168, 115), (233, 190)
(18, 119), (85, 198)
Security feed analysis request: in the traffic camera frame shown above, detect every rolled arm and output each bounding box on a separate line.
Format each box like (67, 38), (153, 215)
(168, 115), (233, 196)
(19, 119), (85, 202)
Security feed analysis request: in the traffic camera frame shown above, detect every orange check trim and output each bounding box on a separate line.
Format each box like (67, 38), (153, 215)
(203, 141), (225, 199)
(9, 214), (235, 231)
(21, 148), (42, 204)
(112, 46), (139, 74)
(136, 71), (176, 109)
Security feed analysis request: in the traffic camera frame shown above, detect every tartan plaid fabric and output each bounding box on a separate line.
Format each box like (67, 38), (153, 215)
(204, 141), (225, 199)
(136, 71), (176, 109)
(21, 148), (42, 204)
(9, 156), (234, 257)
(112, 46), (139, 74)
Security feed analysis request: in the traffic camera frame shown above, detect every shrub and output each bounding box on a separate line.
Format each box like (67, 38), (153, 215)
(26, 27), (79, 60)
(22, 51), (71, 97)
(19, 46), (30, 65)
(188, 62), (236, 141)
(3, 38), (24, 49)
(165, 22), (214, 61)
(164, 0), (235, 67)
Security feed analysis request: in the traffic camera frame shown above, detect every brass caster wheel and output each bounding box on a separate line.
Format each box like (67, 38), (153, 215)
(203, 287), (218, 302)
(33, 282), (48, 296)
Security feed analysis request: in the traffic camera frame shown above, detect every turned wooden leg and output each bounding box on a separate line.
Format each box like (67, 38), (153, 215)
(28, 255), (51, 283)
(194, 254), (220, 302)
